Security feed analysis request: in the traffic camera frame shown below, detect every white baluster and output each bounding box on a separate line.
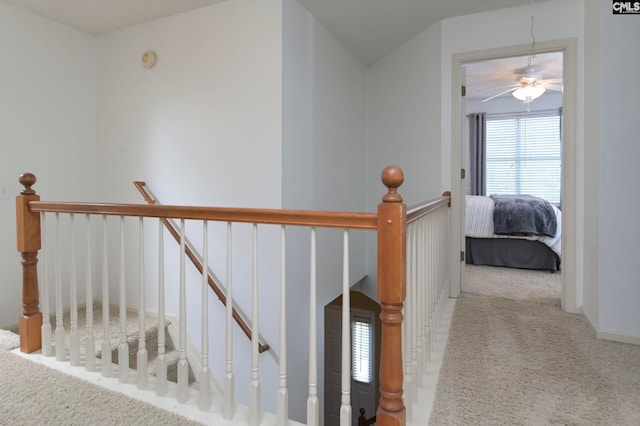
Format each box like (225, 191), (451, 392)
(410, 222), (421, 392)
(340, 230), (351, 426)
(437, 207), (443, 296)
(443, 206), (450, 293)
(156, 220), (167, 396)
(437, 212), (442, 318)
(440, 207), (446, 296)
(70, 214), (80, 366)
(429, 214), (437, 358)
(223, 222), (235, 419)
(404, 225), (414, 418)
(415, 220), (424, 382)
(85, 214), (95, 371)
(276, 225), (288, 426)
(177, 219), (189, 403)
(307, 227), (319, 426)
(199, 221), (212, 411)
(55, 213), (65, 361)
(137, 217), (148, 389)
(445, 206), (451, 287)
(436, 209), (441, 304)
(423, 217), (429, 364)
(102, 215), (112, 377)
(249, 224), (261, 426)
(422, 218), (430, 368)
(40, 212), (52, 356)
(118, 216), (129, 383)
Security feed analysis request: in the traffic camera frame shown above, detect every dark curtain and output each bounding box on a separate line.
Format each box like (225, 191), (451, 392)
(468, 112), (486, 196)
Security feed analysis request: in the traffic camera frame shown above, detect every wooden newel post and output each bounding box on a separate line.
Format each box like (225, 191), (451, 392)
(376, 166), (407, 426)
(16, 173), (42, 353)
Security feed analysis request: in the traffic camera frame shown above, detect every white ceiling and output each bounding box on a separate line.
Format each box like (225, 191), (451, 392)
(2, 0), (535, 66)
(3, 0), (561, 100)
(1, 0), (227, 34)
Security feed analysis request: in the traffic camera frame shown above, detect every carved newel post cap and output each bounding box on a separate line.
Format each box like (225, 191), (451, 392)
(381, 166), (404, 202)
(19, 173), (36, 195)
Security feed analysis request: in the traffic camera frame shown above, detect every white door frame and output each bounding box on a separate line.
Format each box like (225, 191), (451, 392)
(449, 38), (579, 313)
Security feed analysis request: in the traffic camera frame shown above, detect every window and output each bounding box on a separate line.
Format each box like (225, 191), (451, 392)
(485, 111), (562, 205)
(352, 318), (372, 383)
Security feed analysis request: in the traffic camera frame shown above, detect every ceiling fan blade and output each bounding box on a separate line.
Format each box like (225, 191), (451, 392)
(481, 87), (517, 103)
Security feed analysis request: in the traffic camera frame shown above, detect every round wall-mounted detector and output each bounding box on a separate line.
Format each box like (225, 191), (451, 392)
(142, 51), (157, 69)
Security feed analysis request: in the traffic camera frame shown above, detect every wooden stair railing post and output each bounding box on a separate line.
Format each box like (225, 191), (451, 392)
(376, 166), (407, 426)
(16, 173), (42, 353)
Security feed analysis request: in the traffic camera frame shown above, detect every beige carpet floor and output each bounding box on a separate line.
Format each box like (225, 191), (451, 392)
(0, 306), (203, 425)
(463, 264), (561, 305)
(430, 266), (640, 425)
(0, 342), (203, 425)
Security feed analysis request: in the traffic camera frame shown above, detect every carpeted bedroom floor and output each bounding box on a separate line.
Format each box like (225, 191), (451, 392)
(463, 263), (561, 305)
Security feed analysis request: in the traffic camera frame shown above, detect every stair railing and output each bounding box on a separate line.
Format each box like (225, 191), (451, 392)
(15, 166), (451, 426)
(133, 180), (271, 355)
(403, 192), (451, 423)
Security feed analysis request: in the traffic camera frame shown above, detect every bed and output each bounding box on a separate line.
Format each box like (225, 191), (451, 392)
(465, 194), (561, 271)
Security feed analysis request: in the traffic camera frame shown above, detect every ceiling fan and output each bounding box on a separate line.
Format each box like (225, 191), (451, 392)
(481, 0), (562, 105)
(480, 64), (563, 104)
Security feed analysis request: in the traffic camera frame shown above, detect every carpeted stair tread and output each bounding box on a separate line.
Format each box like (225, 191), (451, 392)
(50, 304), (196, 386)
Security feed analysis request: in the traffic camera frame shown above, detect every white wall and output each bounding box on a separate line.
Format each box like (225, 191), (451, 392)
(282, 0), (368, 421)
(367, 23), (443, 206)
(363, 22), (443, 296)
(96, 0), (282, 208)
(0, 2), (97, 328)
(96, 0), (284, 411)
(593, 0), (640, 339)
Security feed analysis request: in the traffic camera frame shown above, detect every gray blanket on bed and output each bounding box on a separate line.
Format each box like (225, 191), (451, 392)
(490, 194), (557, 238)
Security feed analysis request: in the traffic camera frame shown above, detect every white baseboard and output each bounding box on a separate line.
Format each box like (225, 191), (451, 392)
(596, 328), (640, 345)
(581, 308), (640, 345)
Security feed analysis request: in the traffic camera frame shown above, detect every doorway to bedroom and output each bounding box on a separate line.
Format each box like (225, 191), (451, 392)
(464, 51), (563, 304)
(455, 43), (574, 309)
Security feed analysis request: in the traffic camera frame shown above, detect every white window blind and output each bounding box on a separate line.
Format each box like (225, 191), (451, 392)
(485, 111), (562, 205)
(352, 319), (372, 384)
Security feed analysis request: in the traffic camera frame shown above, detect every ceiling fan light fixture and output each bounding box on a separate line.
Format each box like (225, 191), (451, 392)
(512, 85), (545, 103)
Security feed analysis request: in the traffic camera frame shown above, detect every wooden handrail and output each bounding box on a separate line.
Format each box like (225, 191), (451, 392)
(27, 201), (378, 230)
(132, 181), (270, 354)
(406, 195), (450, 224)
